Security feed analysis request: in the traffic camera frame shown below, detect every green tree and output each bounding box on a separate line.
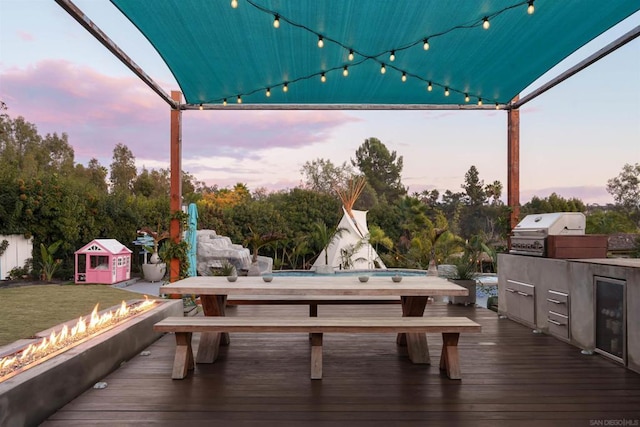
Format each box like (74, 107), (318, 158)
(586, 210), (638, 234)
(521, 193), (585, 216)
(109, 143), (137, 193)
(300, 158), (355, 195)
(607, 163), (640, 218)
(311, 221), (346, 266)
(352, 137), (406, 203)
(462, 165), (486, 207)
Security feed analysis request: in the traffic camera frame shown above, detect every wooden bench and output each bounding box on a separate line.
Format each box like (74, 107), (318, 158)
(154, 316), (481, 380)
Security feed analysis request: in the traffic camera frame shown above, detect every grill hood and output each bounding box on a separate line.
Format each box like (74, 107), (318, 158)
(513, 213), (586, 237)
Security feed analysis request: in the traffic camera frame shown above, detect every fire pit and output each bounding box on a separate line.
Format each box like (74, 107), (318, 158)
(0, 298), (182, 426)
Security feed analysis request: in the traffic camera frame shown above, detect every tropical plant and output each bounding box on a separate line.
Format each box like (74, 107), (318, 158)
(40, 240), (63, 281)
(245, 226), (284, 263)
(219, 261), (236, 277)
(311, 221), (346, 265)
(138, 222), (170, 259)
(448, 254), (477, 280)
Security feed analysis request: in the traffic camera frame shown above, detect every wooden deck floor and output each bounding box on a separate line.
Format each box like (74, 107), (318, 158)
(44, 303), (640, 426)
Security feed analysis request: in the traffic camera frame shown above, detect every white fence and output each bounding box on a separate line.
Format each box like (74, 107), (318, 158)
(0, 235), (33, 279)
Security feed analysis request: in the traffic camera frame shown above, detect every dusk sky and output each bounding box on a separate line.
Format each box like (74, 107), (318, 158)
(1, 2), (639, 205)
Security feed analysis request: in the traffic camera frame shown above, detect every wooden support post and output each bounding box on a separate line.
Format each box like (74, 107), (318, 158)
(172, 332), (194, 380)
(169, 91), (183, 283)
(440, 333), (461, 380)
(507, 95), (520, 244)
(197, 295), (228, 363)
(398, 296), (430, 364)
(310, 333), (323, 380)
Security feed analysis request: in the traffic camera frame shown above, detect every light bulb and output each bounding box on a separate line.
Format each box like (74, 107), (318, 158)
(389, 51), (395, 62)
(495, 103), (500, 110)
(266, 88), (271, 97)
(230, 0), (238, 9)
(283, 83), (288, 92)
(464, 94), (469, 103)
(444, 87), (450, 96)
(223, 98), (227, 106)
(380, 63), (386, 74)
(478, 98), (483, 106)
(321, 73), (326, 83)
(343, 66), (349, 77)
(199, 104), (203, 111)
(527, 1), (534, 14)
(427, 82), (433, 91)
(423, 39), (430, 50)
(482, 17), (490, 30)
(348, 50), (354, 61)
(237, 95), (242, 104)
(273, 15), (280, 28)
(317, 36), (324, 48)
(401, 72), (407, 82)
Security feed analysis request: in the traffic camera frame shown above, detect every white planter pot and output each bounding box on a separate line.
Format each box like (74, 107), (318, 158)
(142, 263), (166, 282)
(315, 265), (334, 275)
(449, 279), (477, 305)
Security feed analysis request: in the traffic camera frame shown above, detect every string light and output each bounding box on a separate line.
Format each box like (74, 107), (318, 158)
(464, 94), (470, 102)
(389, 51), (396, 62)
(199, 104), (203, 111)
(283, 82), (288, 92)
(478, 98), (483, 105)
(348, 50), (354, 61)
(427, 82), (433, 91)
(223, 98), (227, 106)
(423, 39), (430, 50)
(343, 66), (349, 77)
(482, 17), (490, 30)
(401, 72), (407, 82)
(320, 72), (326, 83)
(317, 36), (324, 48)
(495, 103), (500, 110)
(230, 0), (238, 9)
(266, 88), (271, 97)
(237, 95), (242, 104)
(273, 14), (280, 28)
(380, 63), (386, 74)
(527, 0), (535, 14)
(444, 87), (450, 96)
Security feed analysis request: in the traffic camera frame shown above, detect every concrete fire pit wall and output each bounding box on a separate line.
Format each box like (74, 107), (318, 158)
(0, 299), (182, 427)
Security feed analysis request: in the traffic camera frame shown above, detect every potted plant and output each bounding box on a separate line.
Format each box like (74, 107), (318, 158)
(220, 260), (237, 282)
(138, 224), (170, 282)
(448, 253), (477, 306)
(311, 221), (346, 274)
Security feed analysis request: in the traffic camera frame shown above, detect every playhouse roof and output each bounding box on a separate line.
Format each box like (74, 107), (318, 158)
(75, 239), (132, 255)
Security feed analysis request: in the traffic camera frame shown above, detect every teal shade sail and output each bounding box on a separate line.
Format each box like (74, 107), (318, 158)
(110, 0), (639, 106)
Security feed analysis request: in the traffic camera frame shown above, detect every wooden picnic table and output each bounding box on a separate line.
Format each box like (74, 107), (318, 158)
(161, 275), (469, 365)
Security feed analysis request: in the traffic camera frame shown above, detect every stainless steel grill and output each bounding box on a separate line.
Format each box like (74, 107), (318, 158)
(510, 213), (586, 257)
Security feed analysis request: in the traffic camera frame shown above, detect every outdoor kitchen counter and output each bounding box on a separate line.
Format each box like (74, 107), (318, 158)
(498, 254), (640, 374)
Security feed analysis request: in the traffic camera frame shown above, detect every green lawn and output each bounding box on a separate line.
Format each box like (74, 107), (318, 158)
(0, 284), (156, 347)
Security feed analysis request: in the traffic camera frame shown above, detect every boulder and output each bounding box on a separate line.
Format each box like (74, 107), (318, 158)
(196, 230), (251, 276)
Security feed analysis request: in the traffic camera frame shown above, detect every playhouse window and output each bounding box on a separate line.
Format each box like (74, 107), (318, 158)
(90, 255), (109, 270)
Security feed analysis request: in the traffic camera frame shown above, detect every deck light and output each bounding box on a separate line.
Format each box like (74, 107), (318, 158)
(464, 94), (470, 102)
(423, 39), (430, 50)
(401, 72), (407, 82)
(318, 36), (324, 48)
(389, 51), (396, 62)
(231, 0), (238, 9)
(273, 14), (280, 28)
(321, 72), (326, 83)
(444, 87), (450, 96)
(343, 66), (349, 77)
(266, 88), (271, 97)
(348, 50), (354, 61)
(483, 17), (490, 30)
(283, 83), (288, 92)
(427, 82), (433, 91)
(527, 1), (535, 15)
(380, 63), (386, 74)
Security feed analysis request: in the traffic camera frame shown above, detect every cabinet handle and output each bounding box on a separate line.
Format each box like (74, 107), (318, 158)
(506, 288), (516, 293)
(547, 318), (564, 326)
(546, 298), (564, 304)
(517, 291), (532, 297)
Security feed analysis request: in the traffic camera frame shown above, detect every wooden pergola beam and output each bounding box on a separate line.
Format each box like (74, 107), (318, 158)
(169, 91), (183, 282)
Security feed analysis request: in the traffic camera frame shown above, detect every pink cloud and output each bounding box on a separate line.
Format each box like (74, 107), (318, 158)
(1, 60), (359, 166)
(16, 31), (34, 42)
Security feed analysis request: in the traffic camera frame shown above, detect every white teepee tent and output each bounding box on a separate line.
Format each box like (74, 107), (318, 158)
(312, 207), (386, 271)
(312, 177), (386, 271)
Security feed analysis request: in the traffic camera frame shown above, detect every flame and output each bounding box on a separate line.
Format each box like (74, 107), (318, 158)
(0, 297), (156, 380)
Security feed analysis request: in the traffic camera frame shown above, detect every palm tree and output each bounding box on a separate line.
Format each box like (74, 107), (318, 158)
(244, 226), (283, 275)
(311, 221), (346, 266)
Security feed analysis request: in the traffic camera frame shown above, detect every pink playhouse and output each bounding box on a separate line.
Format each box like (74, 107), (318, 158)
(75, 239), (132, 284)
